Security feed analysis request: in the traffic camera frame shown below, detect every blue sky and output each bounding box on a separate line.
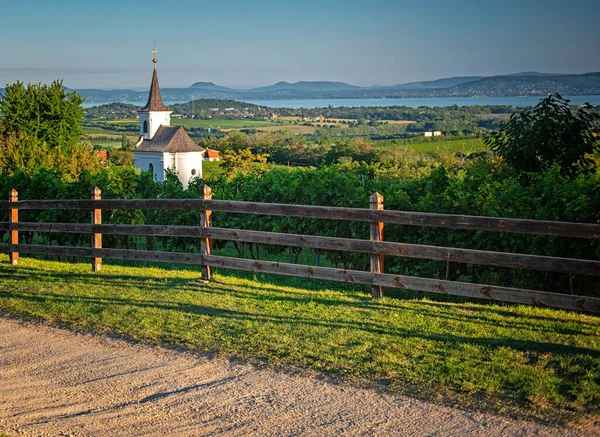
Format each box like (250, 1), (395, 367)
(1, 0), (599, 89)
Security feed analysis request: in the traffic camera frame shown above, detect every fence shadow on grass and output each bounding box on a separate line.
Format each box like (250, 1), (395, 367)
(1, 285), (598, 359)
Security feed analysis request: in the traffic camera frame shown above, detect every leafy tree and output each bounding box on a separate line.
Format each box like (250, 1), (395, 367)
(0, 132), (55, 172)
(221, 148), (268, 176)
(484, 93), (600, 176)
(0, 80), (100, 176)
(0, 131), (101, 178)
(0, 80), (85, 148)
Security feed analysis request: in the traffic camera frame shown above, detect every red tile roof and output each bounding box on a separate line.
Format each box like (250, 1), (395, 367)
(206, 149), (222, 159)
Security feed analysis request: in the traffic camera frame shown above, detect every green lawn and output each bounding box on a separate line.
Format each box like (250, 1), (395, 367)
(1, 255), (598, 422)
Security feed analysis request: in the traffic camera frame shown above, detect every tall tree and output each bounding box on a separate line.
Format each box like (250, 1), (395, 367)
(0, 80), (100, 176)
(0, 80), (85, 148)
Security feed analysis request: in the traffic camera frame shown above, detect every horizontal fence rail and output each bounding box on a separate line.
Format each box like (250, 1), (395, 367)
(1, 243), (598, 313)
(0, 223), (598, 276)
(203, 256), (600, 313)
(1, 198), (599, 238)
(2, 187), (600, 313)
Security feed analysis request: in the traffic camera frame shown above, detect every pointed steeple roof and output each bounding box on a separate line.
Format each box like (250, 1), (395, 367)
(139, 47), (170, 112)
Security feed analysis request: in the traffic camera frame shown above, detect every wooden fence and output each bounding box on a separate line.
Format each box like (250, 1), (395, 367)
(1, 186), (600, 313)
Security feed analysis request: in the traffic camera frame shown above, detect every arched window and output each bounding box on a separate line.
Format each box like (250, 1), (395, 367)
(143, 120), (148, 134)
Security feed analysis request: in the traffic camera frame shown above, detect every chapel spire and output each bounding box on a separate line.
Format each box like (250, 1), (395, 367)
(139, 46), (170, 112)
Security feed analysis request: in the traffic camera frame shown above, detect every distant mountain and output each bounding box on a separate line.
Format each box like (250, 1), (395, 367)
(189, 82), (233, 92)
(504, 71), (565, 77)
(393, 76), (483, 90)
(75, 88), (140, 99)
(6, 72), (599, 106)
(446, 72), (600, 96)
(161, 87), (239, 100)
(251, 81), (362, 94)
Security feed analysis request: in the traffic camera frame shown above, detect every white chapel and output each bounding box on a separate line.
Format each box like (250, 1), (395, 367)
(133, 48), (205, 188)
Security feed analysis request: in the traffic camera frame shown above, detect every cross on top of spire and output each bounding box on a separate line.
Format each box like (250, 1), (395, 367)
(139, 44), (170, 112)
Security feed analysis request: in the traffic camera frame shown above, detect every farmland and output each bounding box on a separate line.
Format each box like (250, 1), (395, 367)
(104, 118), (283, 130)
(93, 117), (413, 135)
(174, 118), (280, 130)
(80, 100), (520, 156)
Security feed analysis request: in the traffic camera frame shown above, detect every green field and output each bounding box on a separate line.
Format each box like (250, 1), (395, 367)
(172, 118), (280, 129)
(1, 254), (599, 423)
(83, 127), (121, 135)
(86, 139), (123, 150)
(99, 118), (282, 130)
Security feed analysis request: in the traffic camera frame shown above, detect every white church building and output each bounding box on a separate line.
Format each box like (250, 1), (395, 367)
(133, 49), (205, 188)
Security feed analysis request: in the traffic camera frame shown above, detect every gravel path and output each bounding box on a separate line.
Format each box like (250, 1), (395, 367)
(0, 317), (596, 437)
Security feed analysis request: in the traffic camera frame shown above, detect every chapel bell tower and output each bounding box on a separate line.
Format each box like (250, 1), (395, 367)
(138, 47), (172, 140)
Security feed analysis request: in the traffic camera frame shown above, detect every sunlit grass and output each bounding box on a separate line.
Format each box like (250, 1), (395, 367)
(1, 254), (598, 422)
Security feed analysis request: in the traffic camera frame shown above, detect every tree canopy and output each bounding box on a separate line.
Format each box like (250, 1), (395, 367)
(484, 93), (600, 176)
(0, 80), (99, 178)
(0, 80), (85, 148)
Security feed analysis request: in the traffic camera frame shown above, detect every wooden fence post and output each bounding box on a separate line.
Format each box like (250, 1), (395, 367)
(91, 187), (102, 272)
(370, 192), (384, 298)
(9, 189), (18, 265)
(200, 184), (213, 281)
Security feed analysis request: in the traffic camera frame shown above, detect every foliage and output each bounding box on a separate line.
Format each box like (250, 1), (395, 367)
(221, 148), (269, 176)
(169, 99), (267, 119)
(84, 102), (139, 120)
(1, 150), (597, 296)
(484, 93), (600, 176)
(0, 131), (102, 178)
(107, 150), (134, 166)
(0, 80), (85, 149)
(0, 80), (101, 177)
(106, 134), (134, 166)
(197, 159), (599, 295)
(198, 132), (381, 167)
(0, 131), (55, 172)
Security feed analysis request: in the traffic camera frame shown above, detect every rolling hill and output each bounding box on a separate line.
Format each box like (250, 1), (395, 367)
(3, 72), (600, 105)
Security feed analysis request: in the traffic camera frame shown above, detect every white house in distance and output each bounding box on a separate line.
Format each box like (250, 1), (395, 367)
(133, 48), (205, 189)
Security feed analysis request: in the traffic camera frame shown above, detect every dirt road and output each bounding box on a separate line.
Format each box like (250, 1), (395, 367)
(0, 317), (594, 436)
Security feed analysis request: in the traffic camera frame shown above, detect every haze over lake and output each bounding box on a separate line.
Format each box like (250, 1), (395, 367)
(83, 95), (600, 109)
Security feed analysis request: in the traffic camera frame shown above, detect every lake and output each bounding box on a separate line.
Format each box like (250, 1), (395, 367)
(242, 95), (600, 109)
(83, 95), (600, 109)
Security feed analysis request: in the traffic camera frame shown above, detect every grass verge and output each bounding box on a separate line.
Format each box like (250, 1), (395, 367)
(1, 255), (599, 423)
